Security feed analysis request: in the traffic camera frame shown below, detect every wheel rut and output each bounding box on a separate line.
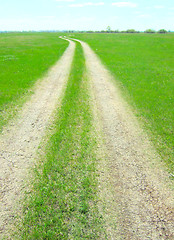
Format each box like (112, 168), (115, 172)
(0, 39), (75, 238)
(1, 36), (173, 239)
(72, 38), (174, 239)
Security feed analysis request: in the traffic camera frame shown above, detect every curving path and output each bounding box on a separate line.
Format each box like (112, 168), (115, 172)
(0, 39), (75, 238)
(71, 38), (174, 240)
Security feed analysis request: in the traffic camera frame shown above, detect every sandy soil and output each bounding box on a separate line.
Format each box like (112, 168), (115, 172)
(74, 39), (174, 239)
(0, 39), (75, 238)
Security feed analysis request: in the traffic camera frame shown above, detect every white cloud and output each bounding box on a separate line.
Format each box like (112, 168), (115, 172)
(138, 14), (150, 18)
(134, 11), (141, 14)
(56, 0), (74, 2)
(112, 2), (137, 8)
(37, 16), (56, 19)
(69, 2), (104, 7)
(154, 5), (164, 9)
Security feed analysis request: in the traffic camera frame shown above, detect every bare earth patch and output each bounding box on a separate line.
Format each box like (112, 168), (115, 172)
(0, 40), (75, 238)
(77, 39), (174, 239)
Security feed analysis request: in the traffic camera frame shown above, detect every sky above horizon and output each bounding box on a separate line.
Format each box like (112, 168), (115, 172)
(1, 0), (174, 31)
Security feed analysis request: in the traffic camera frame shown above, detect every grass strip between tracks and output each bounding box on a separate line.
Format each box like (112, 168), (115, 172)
(18, 42), (104, 239)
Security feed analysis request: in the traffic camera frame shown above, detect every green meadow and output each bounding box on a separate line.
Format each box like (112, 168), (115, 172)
(1, 32), (173, 238)
(0, 32), (68, 131)
(73, 33), (174, 172)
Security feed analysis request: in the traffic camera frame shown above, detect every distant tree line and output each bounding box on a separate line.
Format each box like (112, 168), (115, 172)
(84, 28), (169, 34)
(0, 29), (171, 34)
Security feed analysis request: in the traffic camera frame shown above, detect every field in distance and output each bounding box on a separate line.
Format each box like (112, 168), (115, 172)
(72, 33), (174, 173)
(0, 32), (68, 131)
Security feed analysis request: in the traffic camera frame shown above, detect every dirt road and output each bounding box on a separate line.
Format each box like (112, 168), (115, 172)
(0, 39), (75, 237)
(73, 39), (174, 239)
(1, 36), (173, 239)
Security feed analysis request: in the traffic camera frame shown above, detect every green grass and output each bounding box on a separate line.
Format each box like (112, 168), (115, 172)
(0, 32), (68, 131)
(72, 33), (174, 173)
(18, 42), (104, 239)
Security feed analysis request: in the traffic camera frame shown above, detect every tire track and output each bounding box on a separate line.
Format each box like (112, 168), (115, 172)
(0, 39), (75, 238)
(72, 38), (174, 239)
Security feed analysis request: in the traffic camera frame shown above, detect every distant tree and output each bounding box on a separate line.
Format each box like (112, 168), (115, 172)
(106, 26), (111, 33)
(144, 29), (156, 33)
(158, 29), (167, 34)
(126, 29), (139, 33)
(114, 29), (120, 33)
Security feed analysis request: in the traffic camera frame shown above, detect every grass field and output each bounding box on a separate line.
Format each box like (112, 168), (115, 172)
(72, 33), (174, 172)
(0, 32), (68, 131)
(18, 42), (104, 239)
(1, 33), (173, 238)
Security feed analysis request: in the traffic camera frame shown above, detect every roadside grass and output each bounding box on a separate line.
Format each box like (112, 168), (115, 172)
(72, 33), (174, 173)
(18, 42), (104, 239)
(0, 32), (68, 131)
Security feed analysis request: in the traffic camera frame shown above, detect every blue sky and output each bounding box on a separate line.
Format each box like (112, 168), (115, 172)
(1, 0), (174, 31)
